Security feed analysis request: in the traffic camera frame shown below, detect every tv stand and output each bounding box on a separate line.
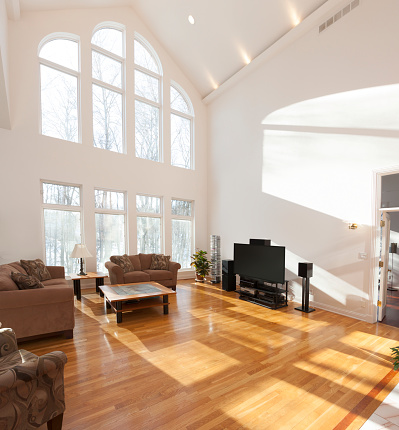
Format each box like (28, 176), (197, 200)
(238, 278), (288, 310)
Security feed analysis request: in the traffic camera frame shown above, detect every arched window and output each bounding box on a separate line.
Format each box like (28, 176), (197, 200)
(92, 23), (125, 153)
(39, 35), (80, 142)
(134, 34), (162, 162)
(170, 82), (194, 169)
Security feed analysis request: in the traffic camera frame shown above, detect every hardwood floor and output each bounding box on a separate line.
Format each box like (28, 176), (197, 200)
(23, 280), (399, 430)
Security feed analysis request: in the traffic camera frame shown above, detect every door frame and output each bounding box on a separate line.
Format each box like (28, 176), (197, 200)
(372, 166), (399, 323)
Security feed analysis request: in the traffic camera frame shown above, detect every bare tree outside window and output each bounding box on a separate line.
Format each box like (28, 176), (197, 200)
(39, 38), (79, 142)
(136, 195), (162, 253)
(171, 199), (193, 268)
(170, 84), (193, 170)
(92, 26), (125, 153)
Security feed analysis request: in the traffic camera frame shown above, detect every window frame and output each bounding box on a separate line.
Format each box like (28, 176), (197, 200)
(38, 34), (81, 143)
(41, 180), (84, 275)
(136, 193), (164, 254)
(91, 23), (126, 153)
(94, 187), (128, 272)
(134, 34), (163, 163)
(170, 82), (195, 170)
(171, 198), (194, 270)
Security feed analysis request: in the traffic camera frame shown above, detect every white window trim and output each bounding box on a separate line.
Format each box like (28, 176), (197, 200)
(38, 34), (81, 143)
(92, 24), (126, 154)
(134, 35), (163, 163)
(94, 188), (128, 270)
(171, 198), (194, 270)
(41, 180), (84, 271)
(136, 194), (164, 253)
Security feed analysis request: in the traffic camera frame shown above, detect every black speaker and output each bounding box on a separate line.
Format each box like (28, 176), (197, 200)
(249, 239), (271, 246)
(298, 262), (313, 278)
(222, 259), (236, 291)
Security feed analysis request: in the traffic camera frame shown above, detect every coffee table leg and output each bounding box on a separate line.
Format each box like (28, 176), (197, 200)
(116, 301), (122, 323)
(73, 280), (81, 301)
(96, 277), (104, 294)
(163, 295), (169, 315)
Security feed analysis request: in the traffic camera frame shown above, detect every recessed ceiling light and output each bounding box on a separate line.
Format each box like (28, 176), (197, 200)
(188, 15), (195, 25)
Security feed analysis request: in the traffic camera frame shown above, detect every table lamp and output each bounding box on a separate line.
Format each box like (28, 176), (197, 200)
(70, 244), (92, 276)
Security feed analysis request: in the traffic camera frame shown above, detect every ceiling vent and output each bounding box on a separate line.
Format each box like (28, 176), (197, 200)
(319, 0), (360, 33)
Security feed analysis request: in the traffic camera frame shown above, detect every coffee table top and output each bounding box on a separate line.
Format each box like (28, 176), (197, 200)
(100, 281), (176, 302)
(68, 271), (108, 280)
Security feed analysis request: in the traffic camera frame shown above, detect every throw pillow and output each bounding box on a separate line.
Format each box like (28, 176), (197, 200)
(150, 254), (170, 270)
(11, 272), (44, 290)
(110, 254), (135, 273)
(20, 259), (51, 281)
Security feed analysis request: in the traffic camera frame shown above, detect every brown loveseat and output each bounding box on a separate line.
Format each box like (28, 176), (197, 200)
(105, 253), (181, 290)
(0, 261), (75, 340)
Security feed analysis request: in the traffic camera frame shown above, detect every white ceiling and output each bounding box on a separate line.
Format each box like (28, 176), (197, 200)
(17, 0), (330, 97)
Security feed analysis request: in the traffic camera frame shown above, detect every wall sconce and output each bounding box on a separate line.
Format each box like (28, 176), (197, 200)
(348, 223), (358, 230)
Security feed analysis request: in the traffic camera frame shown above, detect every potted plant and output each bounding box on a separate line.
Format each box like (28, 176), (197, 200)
(190, 249), (212, 282)
(391, 346), (399, 370)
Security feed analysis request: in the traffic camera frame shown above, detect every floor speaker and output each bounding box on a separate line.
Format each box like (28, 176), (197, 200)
(222, 259), (236, 291)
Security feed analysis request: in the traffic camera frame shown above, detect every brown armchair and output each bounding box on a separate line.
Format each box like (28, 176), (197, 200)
(0, 328), (67, 430)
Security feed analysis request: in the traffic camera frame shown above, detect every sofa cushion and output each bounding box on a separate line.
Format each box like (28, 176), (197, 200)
(129, 255), (141, 271)
(123, 271), (151, 283)
(0, 265), (21, 291)
(150, 254), (170, 270)
(110, 254), (135, 273)
(20, 259), (51, 281)
(143, 270), (173, 281)
(11, 272), (44, 290)
(139, 254), (153, 270)
(41, 279), (69, 287)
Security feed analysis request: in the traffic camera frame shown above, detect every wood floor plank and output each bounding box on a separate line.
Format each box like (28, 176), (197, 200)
(25, 281), (399, 430)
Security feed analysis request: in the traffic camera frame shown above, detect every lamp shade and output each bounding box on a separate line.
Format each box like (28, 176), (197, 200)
(70, 244), (93, 259)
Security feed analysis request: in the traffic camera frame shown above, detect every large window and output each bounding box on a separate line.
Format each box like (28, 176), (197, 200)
(42, 182), (82, 275)
(92, 25), (125, 153)
(170, 83), (194, 169)
(136, 195), (162, 253)
(39, 36), (80, 142)
(95, 189), (126, 272)
(134, 35), (162, 162)
(171, 199), (193, 269)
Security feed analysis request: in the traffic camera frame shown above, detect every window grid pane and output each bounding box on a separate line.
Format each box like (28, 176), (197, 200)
(171, 113), (191, 169)
(95, 190), (125, 210)
(134, 40), (159, 74)
(172, 219), (192, 269)
(170, 86), (189, 114)
(92, 28), (123, 57)
(135, 100), (159, 161)
(93, 84), (123, 153)
(92, 51), (122, 88)
(41, 65), (78, 143)
(40, 39), (79, 71)
(171, 199), (192, 217)
(95, 213), (125, 272)
(136, 195), (160, 214)
(44, 209), (81, 275)
(135, 70), (159, 102)
(43, 183), (80, 206)
(137, 216), (161, 254)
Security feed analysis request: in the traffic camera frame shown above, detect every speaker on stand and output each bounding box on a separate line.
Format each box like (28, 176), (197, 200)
(295, 262), (315, 313)
(222, 259), (236, 291)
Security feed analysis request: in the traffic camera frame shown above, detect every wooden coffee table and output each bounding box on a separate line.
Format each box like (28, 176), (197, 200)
(99, 282), (176, 323)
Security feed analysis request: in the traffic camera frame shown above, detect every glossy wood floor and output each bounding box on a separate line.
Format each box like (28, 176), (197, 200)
(23, 280), (399, 430)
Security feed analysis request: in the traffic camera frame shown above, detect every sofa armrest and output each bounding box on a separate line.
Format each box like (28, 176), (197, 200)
(0, 328), (18, 357)
(168, 260), (181, 285)
(46, 266), (65, 279)
(105, 261), (124, 285)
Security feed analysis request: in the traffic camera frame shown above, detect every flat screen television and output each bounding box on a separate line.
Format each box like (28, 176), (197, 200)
(234, 243), (285, 284)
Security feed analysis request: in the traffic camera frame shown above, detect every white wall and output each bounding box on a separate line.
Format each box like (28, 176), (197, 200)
(0, 6), (207, 277)
(0, 0), (10, 128)
(208, 0), (399, 321)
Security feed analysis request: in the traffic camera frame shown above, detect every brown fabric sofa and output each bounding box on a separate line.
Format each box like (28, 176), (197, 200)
(0, 327), (67, 430)
(0, 261), (75, 340)
(105, 253), (181, 291)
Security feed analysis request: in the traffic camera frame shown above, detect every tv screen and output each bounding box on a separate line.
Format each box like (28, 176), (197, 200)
(234, 243), (285, 284)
